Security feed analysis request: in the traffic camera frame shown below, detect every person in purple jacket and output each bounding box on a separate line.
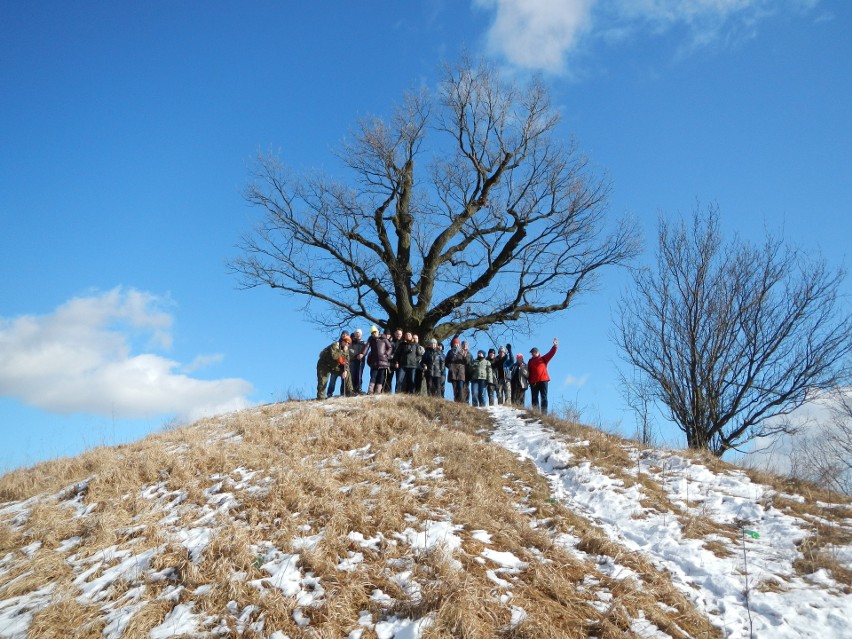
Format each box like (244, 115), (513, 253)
(365, 327), (393, 394)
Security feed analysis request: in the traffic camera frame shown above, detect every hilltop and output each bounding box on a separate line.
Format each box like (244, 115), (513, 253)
(1, 395), (850, 638)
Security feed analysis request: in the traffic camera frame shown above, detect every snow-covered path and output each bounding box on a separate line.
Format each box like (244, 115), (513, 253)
(488, 404), (852, 639)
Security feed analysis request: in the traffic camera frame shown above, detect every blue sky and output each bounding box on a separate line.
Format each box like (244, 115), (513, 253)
(1, 0), (849, 472)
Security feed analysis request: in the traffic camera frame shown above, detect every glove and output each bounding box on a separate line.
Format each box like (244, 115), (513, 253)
(341, 369), (349, 379)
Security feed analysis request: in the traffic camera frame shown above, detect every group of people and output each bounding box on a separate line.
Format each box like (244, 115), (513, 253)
(316, 326), (559, 413)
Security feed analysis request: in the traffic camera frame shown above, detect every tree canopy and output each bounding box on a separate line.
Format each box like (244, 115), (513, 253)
(231, 59), (638, 341)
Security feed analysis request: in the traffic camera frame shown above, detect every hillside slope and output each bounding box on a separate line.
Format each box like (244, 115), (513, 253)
(1, 396), (850, 638)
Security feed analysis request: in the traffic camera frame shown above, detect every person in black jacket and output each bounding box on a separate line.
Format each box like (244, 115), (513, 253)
(486, 349), (498, 405)
(389, 328), (404, 393)
(493, 344), (512, 404)
(348, 328), (368, 395)
(421, 339), (446, 398)
(509, 354), (530, 406)
(392, 332), (424, 394)
(437, 342), (447, 398)
(445, 338), (467, 402)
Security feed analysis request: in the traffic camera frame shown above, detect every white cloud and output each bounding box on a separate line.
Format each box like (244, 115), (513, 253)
(614, 0), (755, 24)
(0, 288), (252, 421)
(181, 353), (225, 374)
(743, 390), (840, 478)
(608, 0), (771, 53)
(475, 0), (820, 71)
(475, 0), (595, 73)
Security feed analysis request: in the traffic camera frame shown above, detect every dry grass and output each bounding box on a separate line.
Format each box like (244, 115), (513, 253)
(0, 443), (154, 504)
(756, 576), (790, 593)
(28, 596), (106, 638)
(539, 413), (637, 474)
(1, 552), (73, 602)
(680, 515), (737, 544)
(0, 520), (20, 553)
(732, 467), (852, 588)
(120, 600), (173, 639)
(744, 466), (852, 509)
(0, 396), (745, 638)
(793, 521), (852, 588)
(771, 494), (852, 524)
(702, 538), (735, 559)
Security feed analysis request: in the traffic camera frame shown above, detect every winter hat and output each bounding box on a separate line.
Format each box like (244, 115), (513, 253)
(477, 350), (485, 358)
(430, 338), (437, 346)
(353, 328), (362, 336)
(488, 348), (496, 355)
(451, 337), (460, 347)
(341, 335), (352, 344)
(370, 325), (379, 334)
(530, 347), (540, 356)
(516, 354), (524, 361)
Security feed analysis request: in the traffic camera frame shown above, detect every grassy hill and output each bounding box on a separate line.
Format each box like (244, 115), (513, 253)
(1, 396), (850, 638)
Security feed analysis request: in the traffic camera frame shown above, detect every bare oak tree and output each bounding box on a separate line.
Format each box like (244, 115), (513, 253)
(230, 59), (638, 341)
(615, 205), (852, 458)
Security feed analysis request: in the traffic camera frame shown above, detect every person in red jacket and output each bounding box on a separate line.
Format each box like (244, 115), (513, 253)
(528, 338), (558, 414)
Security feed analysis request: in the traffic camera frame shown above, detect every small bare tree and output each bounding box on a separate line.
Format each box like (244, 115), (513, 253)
(622, 371), (656, 446)
(230, 58), (638, 341)
(615, 204), (852, 458)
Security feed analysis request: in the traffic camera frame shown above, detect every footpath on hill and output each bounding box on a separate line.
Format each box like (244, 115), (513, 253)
(0, 396), (849, 639)
(487, 404), (852, 639)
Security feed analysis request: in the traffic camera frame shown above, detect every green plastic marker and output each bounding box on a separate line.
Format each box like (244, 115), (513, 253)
(743, 529), (760, 539)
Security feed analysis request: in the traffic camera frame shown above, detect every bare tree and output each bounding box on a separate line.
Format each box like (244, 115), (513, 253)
(230, 58), (638, 341)
(615, 204), (852, 458)
(622, 371), (656, 446)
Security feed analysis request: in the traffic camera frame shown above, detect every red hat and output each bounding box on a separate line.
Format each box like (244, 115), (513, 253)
(451, 338), (460, 346)
(341, 335), (352, 344)
(516, 354), (524, 360)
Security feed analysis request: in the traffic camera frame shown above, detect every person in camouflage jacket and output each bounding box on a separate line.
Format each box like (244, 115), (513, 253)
(469, 350), (494, 407)
(316, 334), (352, 400)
